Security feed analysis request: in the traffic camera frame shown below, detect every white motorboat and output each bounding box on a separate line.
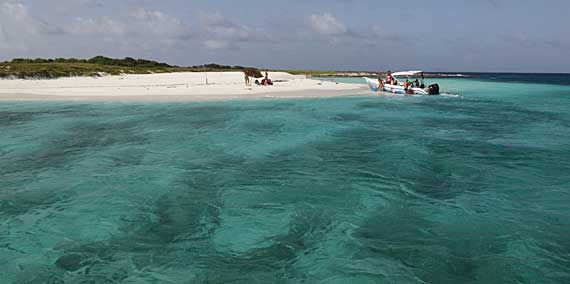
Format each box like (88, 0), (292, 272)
(364, 71), (440, 95)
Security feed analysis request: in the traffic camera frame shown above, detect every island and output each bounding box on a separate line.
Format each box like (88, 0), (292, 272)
(0, 56), (367, 102)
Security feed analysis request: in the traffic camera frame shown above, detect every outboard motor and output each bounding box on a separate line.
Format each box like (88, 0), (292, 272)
(426, 84), (440, 95)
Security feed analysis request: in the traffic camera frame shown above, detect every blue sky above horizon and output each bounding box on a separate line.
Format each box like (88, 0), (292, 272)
(0, 0), (569, 72)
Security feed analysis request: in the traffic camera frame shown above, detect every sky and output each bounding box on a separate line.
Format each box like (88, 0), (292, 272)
(0, 0), (569, 72)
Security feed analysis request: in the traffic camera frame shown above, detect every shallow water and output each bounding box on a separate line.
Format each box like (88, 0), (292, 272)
(1, 76), (570, 283)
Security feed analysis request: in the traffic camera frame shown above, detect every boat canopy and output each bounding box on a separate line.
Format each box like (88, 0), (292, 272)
(391, 71), (423, 77)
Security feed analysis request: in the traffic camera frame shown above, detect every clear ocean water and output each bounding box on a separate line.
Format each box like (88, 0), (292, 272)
(1, 74), (570, 283)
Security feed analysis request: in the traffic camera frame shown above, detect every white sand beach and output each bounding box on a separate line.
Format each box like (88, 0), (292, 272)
(0, 72), (367, 102)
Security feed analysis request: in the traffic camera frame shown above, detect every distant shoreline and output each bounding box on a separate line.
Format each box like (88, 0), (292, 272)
(3, 57), (567, 81)
(308, 72), (471, 78)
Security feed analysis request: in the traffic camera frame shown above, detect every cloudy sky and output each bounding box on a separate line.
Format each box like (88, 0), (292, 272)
(0, 0), (569, 72)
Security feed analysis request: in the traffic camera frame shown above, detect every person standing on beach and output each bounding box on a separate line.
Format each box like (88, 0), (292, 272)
(263, 69), (269, 86)
(244, 71), (250, 86)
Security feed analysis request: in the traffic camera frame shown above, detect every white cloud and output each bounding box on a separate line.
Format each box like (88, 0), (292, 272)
(65, 8), (190, 43)
(307, 13), (347, 36)
(130, 8), (166, 22)
(204, 40), (229, 49)
(129, 8), (189, 38)
(198, 11), (255, 43)
(196, 10), (277, 50)
(0, 1), (62, 53)
(0, 1), (54, 35)
(69, 17), (125, 35)
(0, 25), (7, 49)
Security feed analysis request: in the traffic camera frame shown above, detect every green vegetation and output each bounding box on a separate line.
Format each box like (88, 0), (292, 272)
(0, 56), (262, 79)
(0, 56), (376, 79)
(9, 56), (173, 68)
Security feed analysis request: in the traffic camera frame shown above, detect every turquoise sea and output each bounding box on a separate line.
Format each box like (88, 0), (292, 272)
(1, 74), (570, 283)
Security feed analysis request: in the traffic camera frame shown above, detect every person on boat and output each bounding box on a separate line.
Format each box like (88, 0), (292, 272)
(404, 79), (414, 95)
(414, 79), (420, 88)
(378, 78), (384, 93)
(386, 71), (398, 85)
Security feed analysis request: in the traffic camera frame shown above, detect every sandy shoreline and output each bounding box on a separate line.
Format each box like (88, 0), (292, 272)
(0, 72), (368, 102)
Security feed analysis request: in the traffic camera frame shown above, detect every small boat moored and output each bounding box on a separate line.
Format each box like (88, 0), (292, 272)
(364, 71), (440, 95)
